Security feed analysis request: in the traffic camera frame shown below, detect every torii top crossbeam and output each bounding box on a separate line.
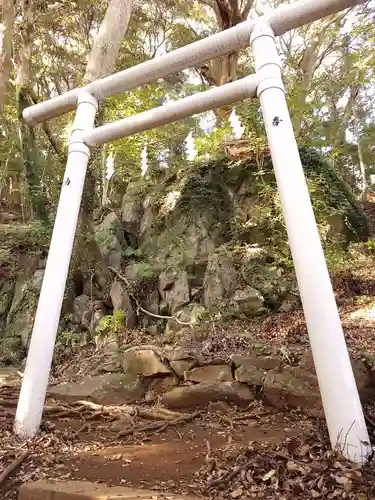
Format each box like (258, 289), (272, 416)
(24, 0), (361, 125)
(16, 0), (371, 466)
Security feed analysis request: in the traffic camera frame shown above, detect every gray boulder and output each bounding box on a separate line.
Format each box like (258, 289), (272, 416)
(159, 270), (190, 314)
(73, 294), (90, 325)
(110, 281), (136, 329)
(203, 253), (238, 310)
(121, 348), (171, 377)
(231, 286), (264, 316)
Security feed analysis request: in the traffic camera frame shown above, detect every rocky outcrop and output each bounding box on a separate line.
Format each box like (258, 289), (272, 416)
(0, 280), (15, 326)
(0, 262), (47, 361)
(264, 367), (323, 417)
(231, 354), (282, 371)
(94, 212), (125, 271)
(298, 350), (372, 402)
(73, 295), (107, 332)
(170, 359), (197, 377)
(2, 151), (370, 364)
(73, 294), (90, 325)
(165, 303), (206, 335)
(122, 183), (143, 238)
(47, 342), (374, 418)
(159, 270), (190, 313)
(168, 348), (200, 377)
(72, 150), (368, 341)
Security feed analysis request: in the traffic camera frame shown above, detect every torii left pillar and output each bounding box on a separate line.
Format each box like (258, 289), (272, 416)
(14, 92), (98, 438)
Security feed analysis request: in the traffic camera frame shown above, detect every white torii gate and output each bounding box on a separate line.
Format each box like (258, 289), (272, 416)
(14, 0), (371, 463)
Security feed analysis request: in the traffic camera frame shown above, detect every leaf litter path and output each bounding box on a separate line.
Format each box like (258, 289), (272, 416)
(3, 276), (375, 500)
(0, 383), (308, 499)
(1, 384), (375, 500)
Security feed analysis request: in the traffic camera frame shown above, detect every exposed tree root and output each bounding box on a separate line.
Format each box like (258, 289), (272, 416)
(0, 399), (18, 407)
(0, 450), (29, 486)
(117, 410), (202, 438)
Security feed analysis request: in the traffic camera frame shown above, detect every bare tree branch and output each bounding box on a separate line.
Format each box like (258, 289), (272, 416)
(241, 0), (255, 19)
(199, 0), (222, 25)
(28, 88), (64, 159)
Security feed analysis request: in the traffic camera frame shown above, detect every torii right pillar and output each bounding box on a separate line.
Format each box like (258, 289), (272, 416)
(251, 20), (370, 463)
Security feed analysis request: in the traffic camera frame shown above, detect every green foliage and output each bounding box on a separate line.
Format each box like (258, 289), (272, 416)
(320, 238), (375, 276)
(122, 246), (143, 259)
(0, 221), (51, 277)
(175, 158), (233, 227)
(299, 148), (370, 240)
(0, 336), (24, 365)
(94, 230), (113, 246)
(251, 342), (271, 356)
(57, 329), (81, 348)
(364, 237), (375, 252)
(323, 242), (353, 273)
(0, 220), (51, 245)
(2, 0), (375, 231)
(129, 148), (369, 279)
(96, 309), (125, 337)
(5, 279), (38, 327)
(131, 262), (159, 281)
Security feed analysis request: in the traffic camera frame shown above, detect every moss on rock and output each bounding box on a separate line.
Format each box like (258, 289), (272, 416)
(132, 148), (369, 274)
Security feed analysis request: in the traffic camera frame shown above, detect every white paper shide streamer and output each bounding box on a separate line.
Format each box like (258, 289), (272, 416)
(184, 131), (197, 161)
(141, 145), (148, 177)
(105, 152), (115, 180)
(229, 109), (245, 139)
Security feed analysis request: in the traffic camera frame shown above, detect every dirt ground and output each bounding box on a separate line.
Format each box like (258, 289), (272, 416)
(3, 271), (375, 499)
(2, 379), (375, 499)
(0, 385), (309, 499)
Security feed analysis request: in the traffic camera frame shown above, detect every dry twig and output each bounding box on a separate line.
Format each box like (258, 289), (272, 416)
(108, 267), (191, 326)
(0, 450), (29, 486)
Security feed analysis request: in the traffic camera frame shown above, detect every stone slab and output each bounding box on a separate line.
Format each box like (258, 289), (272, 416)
(0, 367), (20, 388)
(161, 381), (254, 408)
(184, 365), (233, 383)
(19, 481), (200, 500)
(48, 373), (149, 405)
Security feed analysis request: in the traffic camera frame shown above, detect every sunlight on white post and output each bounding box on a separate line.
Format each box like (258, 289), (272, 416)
(14, 92), (98, 439)
(250, 21), (370, 463)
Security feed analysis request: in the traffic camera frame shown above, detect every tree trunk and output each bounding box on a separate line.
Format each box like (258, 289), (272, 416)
(81, 0), (133, 215)
(197, 0), (251, 90)
(0, 0), (14, 111)
(16, 0), (49, 224)
(293, 33), (323, 135)
(84, 0), (133, 83)
(332, 86), (358, 150)
(77, 0), (133, 276)
(353, 103), (367, 202)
